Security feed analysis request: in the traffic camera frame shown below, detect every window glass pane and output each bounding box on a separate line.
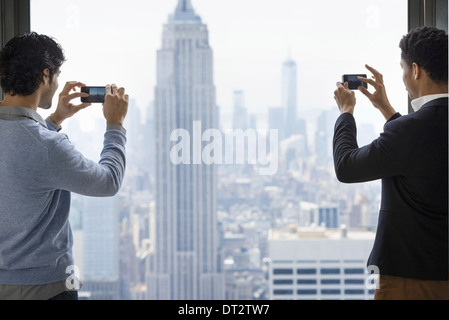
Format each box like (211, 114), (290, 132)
(345, 289), (365, 295)
(297, 268), (317, 275)
(297, 289), (317, 295)
(297, 279), (317, 285)
(345, 279), (365, 285)
(321, 279), (340, 285)
(322, 289), (341, 295)
(274, 289), (293, 295)
(344, 268), (366, 275)
(321, 268), (340, 274)
(273, 268), (293, 275)
(31, 0), (407, 300)
(273, 279), (293, 285)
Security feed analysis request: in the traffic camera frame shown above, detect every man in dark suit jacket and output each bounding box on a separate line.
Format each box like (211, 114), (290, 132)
(333, 26), (448, 300)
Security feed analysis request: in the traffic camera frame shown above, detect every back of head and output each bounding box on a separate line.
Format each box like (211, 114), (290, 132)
(399, 26), (448, 85)
(0, 32), (65, 96)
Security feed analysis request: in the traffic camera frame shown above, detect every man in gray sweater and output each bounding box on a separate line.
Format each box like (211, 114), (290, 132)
(0, 32), (129, 300)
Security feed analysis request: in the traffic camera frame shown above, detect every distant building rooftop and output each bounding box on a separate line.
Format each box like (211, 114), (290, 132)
(269, 224), (375, 241)
(169, 0), (202, 24)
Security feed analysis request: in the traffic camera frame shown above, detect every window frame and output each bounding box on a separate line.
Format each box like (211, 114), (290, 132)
(407, 0), (448, 113)
(0, 0), (30, 99)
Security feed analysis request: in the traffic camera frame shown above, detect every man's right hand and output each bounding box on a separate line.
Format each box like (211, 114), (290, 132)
(358, 64), (397, 121)
(103, 84), (129, 127)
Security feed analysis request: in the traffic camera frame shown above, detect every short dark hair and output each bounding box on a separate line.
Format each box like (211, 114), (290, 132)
(399, 26), (448, 84)
(0, 32), (65, 96)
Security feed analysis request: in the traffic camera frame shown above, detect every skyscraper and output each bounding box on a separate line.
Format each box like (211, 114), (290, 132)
(82, 196), (120, 299)
(233, 90), (247, 130)
(282, 58), (297, 139)
(269, 226), (376, 300)
(148, 0), (224, 300)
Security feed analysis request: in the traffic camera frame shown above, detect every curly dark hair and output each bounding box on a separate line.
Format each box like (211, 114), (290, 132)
(399, 26), (448, 84)
(0, 32), (65, 96)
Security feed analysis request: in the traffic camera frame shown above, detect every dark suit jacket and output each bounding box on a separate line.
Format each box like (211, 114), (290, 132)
(333, 97), (448, 280)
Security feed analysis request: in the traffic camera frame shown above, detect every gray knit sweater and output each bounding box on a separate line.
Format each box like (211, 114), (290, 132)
(0, 106), (126, 285)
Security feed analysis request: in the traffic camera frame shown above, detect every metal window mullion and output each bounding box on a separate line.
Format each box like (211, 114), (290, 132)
(407, 0), (447, 114)
(1, 0), (30, 99)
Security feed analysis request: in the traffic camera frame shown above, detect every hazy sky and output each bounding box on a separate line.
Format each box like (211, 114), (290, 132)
(31, 0), (408, 132)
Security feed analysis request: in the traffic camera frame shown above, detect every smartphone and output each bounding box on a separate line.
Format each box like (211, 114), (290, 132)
(81, 86), (106, 103)
(342, 74), (368, 90)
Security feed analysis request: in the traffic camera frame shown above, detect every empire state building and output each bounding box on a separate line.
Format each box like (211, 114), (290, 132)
(147, 0), (224, 300)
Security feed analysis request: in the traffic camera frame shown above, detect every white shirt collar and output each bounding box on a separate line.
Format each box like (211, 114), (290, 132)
(411, 93), (449, 112)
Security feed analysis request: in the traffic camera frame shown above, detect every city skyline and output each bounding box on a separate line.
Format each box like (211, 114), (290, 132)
(32, 0), (408, 135)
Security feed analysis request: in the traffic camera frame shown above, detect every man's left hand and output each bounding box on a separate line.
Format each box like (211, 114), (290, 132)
(50, 81), (91, 126)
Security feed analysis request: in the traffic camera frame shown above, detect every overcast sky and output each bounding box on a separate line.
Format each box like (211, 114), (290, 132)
(31, 0), (408, 132)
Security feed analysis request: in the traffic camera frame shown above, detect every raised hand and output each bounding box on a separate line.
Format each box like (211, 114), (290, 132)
(51, 81), (91, 126)
(334, 81), (356, 115)
(358, 64), (397, 121)
(102, 84), (129, 127)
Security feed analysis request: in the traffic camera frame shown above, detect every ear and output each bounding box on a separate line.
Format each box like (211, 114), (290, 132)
(41, 68), (51, 85)
(412, 62), (421, 80)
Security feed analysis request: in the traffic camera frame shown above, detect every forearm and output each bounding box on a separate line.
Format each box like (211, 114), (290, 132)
(333, 112), (408, 183)
(95, 128), (127, 196)
(47, 127), (127, 197)
(379, 104), (398, 122)
(333, 113), (359, 182)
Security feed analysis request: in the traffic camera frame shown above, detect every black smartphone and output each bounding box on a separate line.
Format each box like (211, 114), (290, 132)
(342, 74), (368, 90)
(81, 86), (106, 103)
